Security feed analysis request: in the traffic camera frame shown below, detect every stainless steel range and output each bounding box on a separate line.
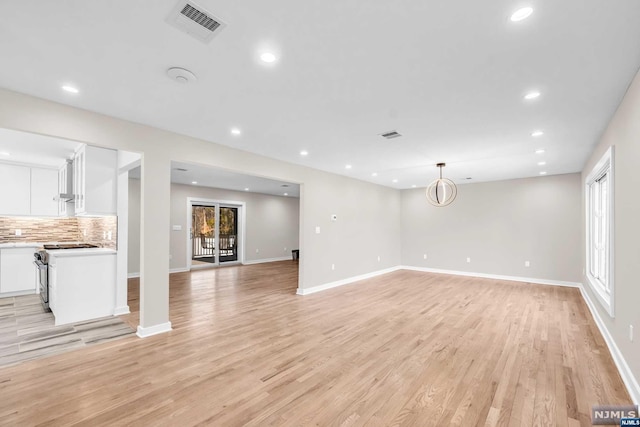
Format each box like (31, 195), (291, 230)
(34, 243), (99, 310)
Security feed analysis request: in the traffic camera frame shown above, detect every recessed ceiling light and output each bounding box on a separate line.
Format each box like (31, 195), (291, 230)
(345, 164), (352, 169)
(244, 188), (249, 191)
(260, 52), (276, 63)
(411, 185), (417, 188)
(283, 193), (288, 196)
(392, 179), (398, 183)
(538, 161), (547, 166)
(539, 171), (547, 175)
(300, 150), (308, 156)
(535, 149), (545, 154)
(191, 181), (198, 184)
(531, 130), (544, 137)
(371, 172), (378, 177)
(231, 128), (241, 136)
(510, 7), (533, 22)
(61, 85), (79, 94)
(0, 151), (10, 156)
(524, 91), (541, 100)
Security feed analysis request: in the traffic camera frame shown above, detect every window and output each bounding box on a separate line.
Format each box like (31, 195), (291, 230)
(585, 146), (614, 317)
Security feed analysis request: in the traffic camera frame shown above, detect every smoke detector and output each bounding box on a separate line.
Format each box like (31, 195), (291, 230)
(167, 67), (197, 84)
(166, 1), (226, 44)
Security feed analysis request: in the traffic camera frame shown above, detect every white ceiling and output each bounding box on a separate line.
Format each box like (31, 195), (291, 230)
(130, 162), (300, 198)
(0, 1), (639, 188)
(0, 128), (81, 168)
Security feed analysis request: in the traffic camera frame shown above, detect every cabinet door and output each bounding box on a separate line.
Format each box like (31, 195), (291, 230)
(58, 165), (67, 216)
(30, 168), (59, 216)
(0, 163), (30, 215)
(74, 148), (86, 213)
(0, 249), (37, 294)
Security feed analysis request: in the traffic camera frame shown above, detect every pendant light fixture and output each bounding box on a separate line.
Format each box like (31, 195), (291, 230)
(427, 163), (457, 207)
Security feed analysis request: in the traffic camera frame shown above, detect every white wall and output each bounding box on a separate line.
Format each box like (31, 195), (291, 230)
(401, 174), (582, 283)
(127, 178), (141, 275)
(580, 68), (640, 402)
(0, 87), (402, 329)
(127, 179), (300, 274)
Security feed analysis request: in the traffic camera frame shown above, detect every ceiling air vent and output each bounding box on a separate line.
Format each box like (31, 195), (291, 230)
(380, 130), (402, 140)
(166, 1), (226, 44)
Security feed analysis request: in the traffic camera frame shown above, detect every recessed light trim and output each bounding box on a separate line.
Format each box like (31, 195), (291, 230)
(524, 91), (541, 100)
(191, 181), (198, 184)
(535, 149), (545, 154)
(283, 193), (288, 196)
(345, 164), (352, 169)
(300, 150), (308, 156)
(392, 179), (398, 183)
(260, 52), (276, 63)
(62, 85), (79, 94)
(411, 184), (417, 188)
(244, 188), (249, 191)
(230, 128), (241, 136)
(539, 171), (547, 175)
(510, 7), (533, 22)
(0, 151), (10, 156)
(531, 130), (544, 137)
(538, 161), (547, 166)
(371, 172), (378, 177)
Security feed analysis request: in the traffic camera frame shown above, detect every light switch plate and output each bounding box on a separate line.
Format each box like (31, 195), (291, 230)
(172, 225), (182, 231)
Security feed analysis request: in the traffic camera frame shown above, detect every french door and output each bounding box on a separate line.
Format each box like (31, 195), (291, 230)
(191, 204), (239, 266)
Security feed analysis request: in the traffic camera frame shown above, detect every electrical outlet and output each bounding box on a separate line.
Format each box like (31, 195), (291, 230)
(466, 257), (471, 263)
(423, 254), (427, 260)
(331, 264), (335, 270)
(107, 231), (112, 240)
(284, 247), (287, 252)
(256, 248), (259, 254)
(315, 226), (321, 234)
(103, 231), (107, 239)
(525, 261), (530, 267)
(630, 325), (634, 342)
(83, 229), (87, 236)
(377, 255), (381, 262)
(15, 229), (22, 236)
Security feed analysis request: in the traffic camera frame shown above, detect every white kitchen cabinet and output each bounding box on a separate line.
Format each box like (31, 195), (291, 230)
(74, 145), (117, 215)
(58, 163), (67, 216)
(0, 248), (37, 295)
(47, 249), (116, 325)
(30, 167), (59, 216)
(0, 163), (31, 215)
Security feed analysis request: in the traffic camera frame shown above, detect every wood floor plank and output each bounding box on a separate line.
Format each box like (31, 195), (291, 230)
(0, 263), (632, 425)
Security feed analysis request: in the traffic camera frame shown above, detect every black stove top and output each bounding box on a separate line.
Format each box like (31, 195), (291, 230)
(42, 243), (99, 250)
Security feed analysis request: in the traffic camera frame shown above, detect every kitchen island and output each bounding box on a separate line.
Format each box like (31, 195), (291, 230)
(47, 247), (116, 325)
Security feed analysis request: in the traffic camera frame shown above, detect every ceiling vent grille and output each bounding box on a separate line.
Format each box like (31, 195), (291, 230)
(166, 1), (226, 44)
(380, 130), (402, 139)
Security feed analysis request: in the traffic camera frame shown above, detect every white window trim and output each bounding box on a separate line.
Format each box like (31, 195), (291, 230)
(584, 146), (615, 317)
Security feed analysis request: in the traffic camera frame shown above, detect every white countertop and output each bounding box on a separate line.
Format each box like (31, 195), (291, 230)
(0, 242), (42, 249)
(47, 248), (117, 257)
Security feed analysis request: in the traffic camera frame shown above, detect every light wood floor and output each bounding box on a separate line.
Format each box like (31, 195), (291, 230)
(0, 262), (631, 426)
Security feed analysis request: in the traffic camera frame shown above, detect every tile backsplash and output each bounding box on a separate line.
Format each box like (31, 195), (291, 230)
(0, 216), (117, 249)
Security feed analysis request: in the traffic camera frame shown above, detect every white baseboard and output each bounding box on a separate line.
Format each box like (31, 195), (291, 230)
(296, 266), (402, 295)
(243, 256), (292, 265)
(401, 266), (582, 288)
(113, 305), (130, 316)
(128, 268), (187, 278)
(136, 321), (172, 338)
(579, 286), (640, 405)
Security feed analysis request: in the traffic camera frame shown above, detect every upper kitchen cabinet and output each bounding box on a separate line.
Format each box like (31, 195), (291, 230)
(74, 145), (117, 216)
(0, 163), (30, 215)
(30, 167), (59, 216)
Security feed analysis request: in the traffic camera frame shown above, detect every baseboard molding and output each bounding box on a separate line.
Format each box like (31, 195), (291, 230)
(243, 256), (292, 265)
(579, 286), (640, 405)
(401, 266), (582, 288)
(113, 305), (130, 316)
(136, 321), (172, 338)
(296, 266), (402, 295)
(128, 268), (187, 278)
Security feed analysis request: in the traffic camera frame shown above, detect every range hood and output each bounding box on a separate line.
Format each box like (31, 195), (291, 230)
(57, 159), (74, 202)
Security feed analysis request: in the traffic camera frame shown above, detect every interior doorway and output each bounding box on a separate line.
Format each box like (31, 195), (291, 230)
(188, 199), (244, 269)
